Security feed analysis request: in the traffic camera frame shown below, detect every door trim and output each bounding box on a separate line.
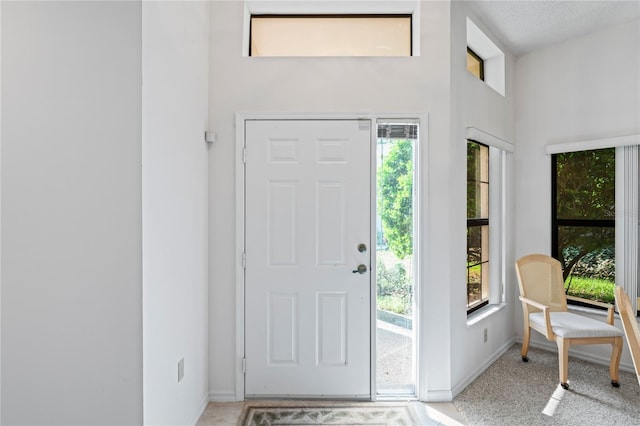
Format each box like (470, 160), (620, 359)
(234, 112), (427, 401)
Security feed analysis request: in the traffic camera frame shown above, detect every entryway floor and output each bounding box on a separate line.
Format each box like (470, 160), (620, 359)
(200, 318), (467, 425)
(196, 400), (467, 426)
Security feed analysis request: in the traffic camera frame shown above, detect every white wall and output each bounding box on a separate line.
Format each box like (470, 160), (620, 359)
(448, 1), (517, 394)
(1, 2), (143, 424)
(208, 0), (517, 401)
(208, 0), (454, 399)
(142, 2), (210, 424)
(515, 19), (640, 366)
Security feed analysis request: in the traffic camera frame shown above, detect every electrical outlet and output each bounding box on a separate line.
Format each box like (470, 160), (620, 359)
(483, 328), (488, 343)
(178, 358), (185, 383)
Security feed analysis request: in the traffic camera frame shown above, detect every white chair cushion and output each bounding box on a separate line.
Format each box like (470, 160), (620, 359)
(529, 311), (623, 338)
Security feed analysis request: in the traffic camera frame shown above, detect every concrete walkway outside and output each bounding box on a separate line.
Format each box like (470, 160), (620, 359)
(377, 319), (414, 394)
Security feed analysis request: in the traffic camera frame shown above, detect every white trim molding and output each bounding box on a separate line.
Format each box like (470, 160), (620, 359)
(466, 127), (513, 152)
(451, 338), (515, 399)
(190, 395), (210, 425)
(208, 390), (238, 402)
(545, 133), (640, 155)
(235, 112), (429, 402)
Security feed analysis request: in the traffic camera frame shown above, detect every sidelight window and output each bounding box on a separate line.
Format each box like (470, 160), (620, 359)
(376, 120), (418, 396)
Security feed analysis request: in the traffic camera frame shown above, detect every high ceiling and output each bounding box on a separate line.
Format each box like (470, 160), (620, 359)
(467, 0), (640, 56)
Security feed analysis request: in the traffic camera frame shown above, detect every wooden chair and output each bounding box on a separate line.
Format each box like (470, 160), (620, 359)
(614, 286), (640, 386)
(516, 254), (623, 389)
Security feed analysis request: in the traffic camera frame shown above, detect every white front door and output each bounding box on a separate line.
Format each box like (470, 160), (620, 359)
(244, 119), (371, 398)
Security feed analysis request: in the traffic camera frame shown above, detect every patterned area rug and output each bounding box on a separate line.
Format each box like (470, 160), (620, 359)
(239, 403), (425, 425)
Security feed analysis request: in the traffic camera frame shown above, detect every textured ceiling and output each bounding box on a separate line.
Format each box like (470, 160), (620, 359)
(467, 0), (640, 56)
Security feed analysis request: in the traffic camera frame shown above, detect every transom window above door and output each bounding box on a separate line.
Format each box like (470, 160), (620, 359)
(249, 15), (412, 57)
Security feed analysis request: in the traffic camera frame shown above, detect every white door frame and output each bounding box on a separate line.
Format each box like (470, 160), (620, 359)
(235, 112), (428, 401)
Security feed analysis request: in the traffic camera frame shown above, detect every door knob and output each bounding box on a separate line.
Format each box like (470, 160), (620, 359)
(357, 243), (367, 253)
(352, 264), (367, 274)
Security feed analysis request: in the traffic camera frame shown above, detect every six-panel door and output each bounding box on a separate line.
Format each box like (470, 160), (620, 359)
(244, 119), (371, 398)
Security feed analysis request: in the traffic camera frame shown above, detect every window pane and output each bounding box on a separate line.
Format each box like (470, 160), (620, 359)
(466, 48), (484, 80)
(556, 149), (615, 220)
(467, 226), (482, 265)
(467, 263), (482, 306)
(467, 142), (489, 219)
(251, 15), (412, 57)
(559, 226), (615, 304)
(376, 124), (416, 396)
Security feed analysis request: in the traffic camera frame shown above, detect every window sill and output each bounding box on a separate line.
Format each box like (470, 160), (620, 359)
(546, 304), (638, 324)
(467, 303), (506, 327)
(567, 303), (611, 318)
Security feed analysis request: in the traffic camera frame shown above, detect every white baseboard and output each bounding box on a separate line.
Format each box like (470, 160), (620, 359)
(206, 336), (634, 406)
(421, 390), (454, 402)
(451, 337), (516, 399)
(190, 393), (210, 426)
(209, 390), (239, 402)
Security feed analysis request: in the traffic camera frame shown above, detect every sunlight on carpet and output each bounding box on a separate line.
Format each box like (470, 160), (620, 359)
(541, 384), (566, 417)
(453, 344), (640, 425)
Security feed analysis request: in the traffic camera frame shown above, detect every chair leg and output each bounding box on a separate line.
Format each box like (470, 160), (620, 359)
(610, 336), (622, 387)
(521, 326), (531, 362)
(557, 338), (570, 389)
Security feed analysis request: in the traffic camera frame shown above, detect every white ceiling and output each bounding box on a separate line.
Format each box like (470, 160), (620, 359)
(467, 0), (640, 56)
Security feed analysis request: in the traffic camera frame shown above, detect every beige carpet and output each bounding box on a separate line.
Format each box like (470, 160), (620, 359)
(453, 344), (640, 425)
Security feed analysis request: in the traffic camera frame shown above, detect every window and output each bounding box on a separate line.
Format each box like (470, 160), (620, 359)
(547, 136), (639, 316)
(250, 15), (412, 57)
(376, 120), (418, 396)
(552, 149), (616, 305)
(465, 128), (512, 317)
(466, 17), (505, 96)
(467, 141), (490, 313)
(467, 47), (484, 81)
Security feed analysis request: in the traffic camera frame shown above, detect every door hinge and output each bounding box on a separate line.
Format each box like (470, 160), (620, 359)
(242, 147), (247, 164)
(242, 358), (247, 374)
(242, 252), (246, 269)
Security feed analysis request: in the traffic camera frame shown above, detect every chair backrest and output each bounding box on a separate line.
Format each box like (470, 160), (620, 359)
(515, 254), (567, 313)
(615, 286), (640, 385)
